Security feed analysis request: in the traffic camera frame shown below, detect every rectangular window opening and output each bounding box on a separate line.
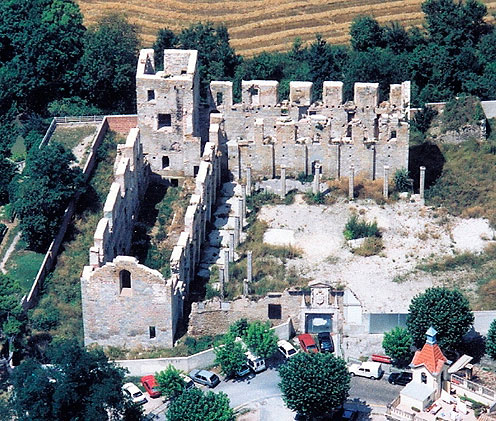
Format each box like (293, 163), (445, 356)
(149, 326), (156, 339)
(268, 304), (282, 319)
(158, 114), (172, 129)
(147, 90), (155, 101)
(390, 130), (397, 139)
(216, 92), (223, 105)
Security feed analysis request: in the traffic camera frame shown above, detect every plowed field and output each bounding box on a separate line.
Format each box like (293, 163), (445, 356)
(77, 0), (496, 56)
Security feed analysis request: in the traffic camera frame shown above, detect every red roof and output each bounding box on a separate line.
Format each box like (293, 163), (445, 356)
(411, 342), (447, 374)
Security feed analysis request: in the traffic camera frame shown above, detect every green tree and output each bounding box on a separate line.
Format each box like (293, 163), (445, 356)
(47, 97), (101, 117)
(11, 142), (84, 252)
(177, 22), (240, 101)
(10, 339), (143, 421)
(214, 335), (247, 378)
(279, 352), (350, 418)
(0, 154), (15, 205)
(244, 320), (278, 359)
(382, 327), (414, 366)
(166, 388), (234, 421)
(153, 28), (178, 71)
(406, 287), (474, 350)
(350, 16), (384, 51)
(80, 14), (139, 113)
(486, 319), (496, 360)
(228, 318), (249, 338)
(156, 365), (186, 400)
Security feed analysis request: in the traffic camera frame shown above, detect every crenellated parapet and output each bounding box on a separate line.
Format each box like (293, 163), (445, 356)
(209, 79), (410, 180)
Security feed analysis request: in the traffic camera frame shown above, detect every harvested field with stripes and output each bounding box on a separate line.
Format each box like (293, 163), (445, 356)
(77, 0), (496, 56)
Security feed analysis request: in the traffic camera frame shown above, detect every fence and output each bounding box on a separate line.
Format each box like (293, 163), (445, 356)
(115, 320), (293, 377)
(451, 374), (496, 405)
(21, 116), (115, 308)
(386, 397), (429, 421)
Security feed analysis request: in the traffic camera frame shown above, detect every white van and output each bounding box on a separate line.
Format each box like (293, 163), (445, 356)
(348, 361), (383, 380)
(246, 350), (266, 373)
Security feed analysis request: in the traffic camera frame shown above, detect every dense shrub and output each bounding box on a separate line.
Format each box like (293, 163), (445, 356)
(343, 215), (380, 240)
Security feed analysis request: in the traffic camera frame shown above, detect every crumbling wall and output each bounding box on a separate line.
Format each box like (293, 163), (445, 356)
(210, 79), (410, 181)
(88, 128), (148, 267)
(136, 49), (202, 178)
(188, 291), (305, 336)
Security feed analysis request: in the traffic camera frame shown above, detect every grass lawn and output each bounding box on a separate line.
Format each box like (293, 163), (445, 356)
(10, 136), (26, 160)
(50, 125), (97, 153)
(5, 249), (45, 292)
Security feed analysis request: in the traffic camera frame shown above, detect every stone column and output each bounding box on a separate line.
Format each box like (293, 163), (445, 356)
(243, 279), (249, 297)
(234, 216), (240, 247)
(229, 232), (235, 262)
(348, 164), (354, 200)
(247, 250), (253, 283)
(313, 163), (321, 194)
(383, 165), (389, 199)
(420, 166), (426, 200)
(223, 248), (230, 283)
(241, 184), (247, 217)
(238, 197), (244, 231)
(246, 167), (252, 196)
(219, 267), (224, 298)
(280, 166), (286, 199)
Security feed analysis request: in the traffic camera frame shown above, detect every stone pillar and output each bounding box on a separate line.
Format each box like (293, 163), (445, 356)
(234, 216), (240, 247)
(223, 248), (230, 283)
(313, 163), (321, 194)
(243, 279), (249, 297)
(241, 184), (247, 217)
(280, 166), (286, 199)
(420, 166), (426, 200)
(247, 251), (253, 283)
(246, 167), (252, 196)
(238, 197), (244, 231)
(229, 232), (235, 262)
(383, 165), (389, 199)
(219, 267), (224, 298)
(349, 165), (354, 200)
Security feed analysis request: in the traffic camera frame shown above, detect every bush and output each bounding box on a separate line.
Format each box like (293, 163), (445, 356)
(412, 106), (437, 133)
(343, 215), (380, 240)
(393, 168), (411, 192)
(441, 95), (485, 133)
(304, 192), (326, 204)
(297, 172), (313, 183)
(353, 237), (383, 256)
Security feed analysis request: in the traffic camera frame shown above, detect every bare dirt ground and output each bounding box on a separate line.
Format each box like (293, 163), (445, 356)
(259, 195), (495, 313)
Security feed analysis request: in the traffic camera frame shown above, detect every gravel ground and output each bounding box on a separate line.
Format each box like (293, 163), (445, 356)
(258, 196), (495, 313)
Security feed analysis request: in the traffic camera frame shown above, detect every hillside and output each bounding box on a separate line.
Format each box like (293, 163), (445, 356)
(76, 0), (496, 56)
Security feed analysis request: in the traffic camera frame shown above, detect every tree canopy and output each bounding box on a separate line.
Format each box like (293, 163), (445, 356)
(166, 388), (234, 421)
(214, 334), (247, 378)
(406, 287), (474, 350)
(155, 365), (186, 400)
(279, 352), (350, 418)
(382, 327), (414, 366)
(486, 319), (496, 360)
(9, 340), (143, 421)
(244, 320), (278, 359)
(11, 142), (84, 252)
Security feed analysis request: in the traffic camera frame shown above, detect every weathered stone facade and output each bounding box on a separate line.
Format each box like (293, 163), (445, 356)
(81, 48), (412, 350)
(210, 79), (410, 181)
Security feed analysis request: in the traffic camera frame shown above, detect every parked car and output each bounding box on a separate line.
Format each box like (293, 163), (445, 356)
(141, 375), (161, 398)
(278, 340), (299, 359)
(189, 369), (220, 388)
(122, 382), (147, 405)
(317, 332), (334, 353)
(235, 363), (251, 378)
(348, 361), (383, 380)
(341, 409), (359, 421)
(246, 351), (266, 373)
(180, 373), (195, 390)
(297, 334), (319, 353)
(388, 371), (413, 386)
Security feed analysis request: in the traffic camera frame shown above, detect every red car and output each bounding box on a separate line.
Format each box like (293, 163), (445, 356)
(141, 375), (161, 398)
(297, 334), (319, 353)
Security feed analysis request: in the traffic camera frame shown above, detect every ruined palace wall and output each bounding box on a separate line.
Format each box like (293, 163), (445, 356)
(89, 128), (149, 267)
(211, 80), (410, 181)
(136, 49), (201, 177)
(81, 256), (176, 348)
(82, 118), (223, 350)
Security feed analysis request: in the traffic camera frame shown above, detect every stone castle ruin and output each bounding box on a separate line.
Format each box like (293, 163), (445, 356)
(81, 48), (411, 350)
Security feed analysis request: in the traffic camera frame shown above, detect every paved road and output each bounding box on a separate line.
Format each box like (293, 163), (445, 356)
(349, 375), (402, 407)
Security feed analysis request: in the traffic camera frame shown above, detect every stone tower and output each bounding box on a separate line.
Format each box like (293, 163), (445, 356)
(136, 49), (202, 178)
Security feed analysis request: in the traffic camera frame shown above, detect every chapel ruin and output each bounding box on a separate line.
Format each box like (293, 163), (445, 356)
(81, 49), (411, 349)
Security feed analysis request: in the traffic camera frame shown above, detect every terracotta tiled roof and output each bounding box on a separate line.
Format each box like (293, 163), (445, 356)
(411, 342), (447, 374)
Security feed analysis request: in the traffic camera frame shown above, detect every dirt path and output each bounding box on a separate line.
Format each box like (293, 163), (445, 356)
(0, 231), (21, 274)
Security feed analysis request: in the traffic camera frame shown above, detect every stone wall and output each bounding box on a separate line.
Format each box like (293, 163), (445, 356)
(209, 79), (410, 181)
(82, 115), (224, 350)
(188, 291), (305, 336)
(136, 49), (201, 178)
